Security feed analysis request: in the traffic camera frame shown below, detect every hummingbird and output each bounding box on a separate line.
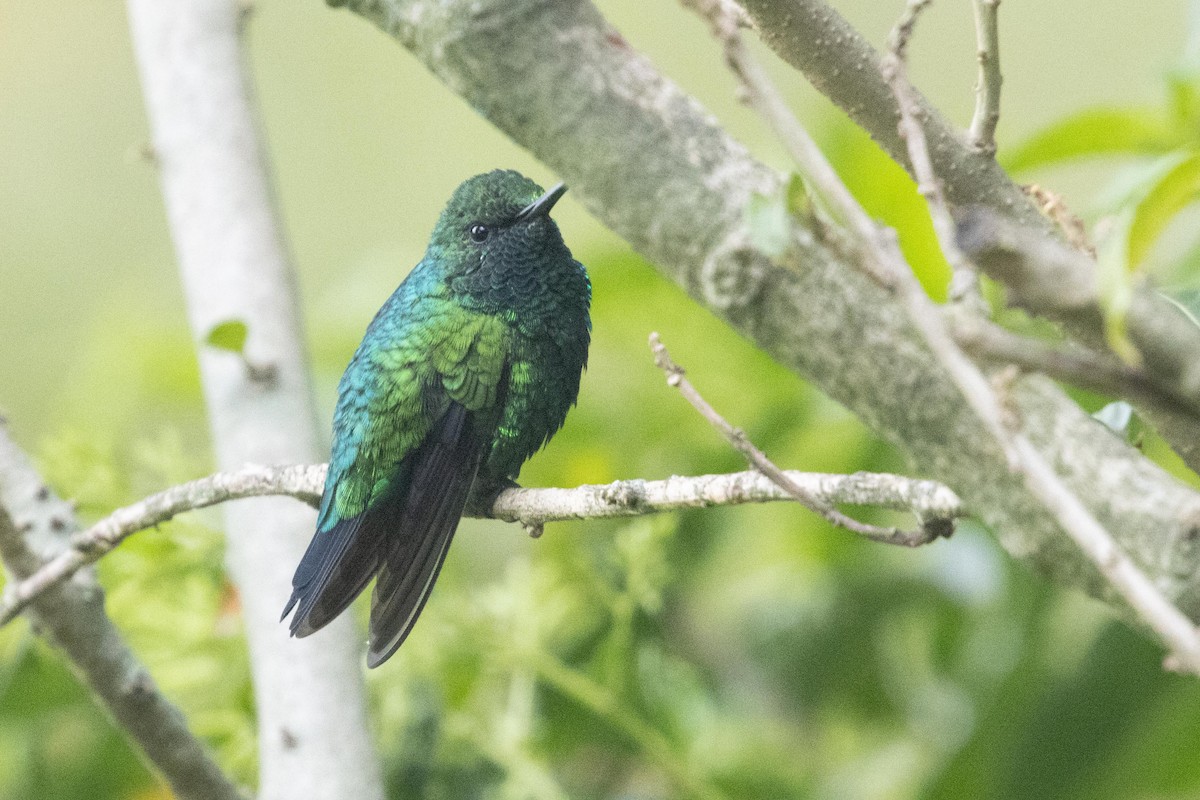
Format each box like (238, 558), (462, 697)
(282, 170), (591, 667)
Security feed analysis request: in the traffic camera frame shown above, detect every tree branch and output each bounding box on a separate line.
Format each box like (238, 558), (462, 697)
(329, 0), (1200, 631)
(650, 332), (950, 546)
(126, 1), (384, 797)
(968, 0), (1002, 156)
(0, 425), (245, 800)
(0, 462), (962, 627)
(957, 206), (1200, 470)
(953, 316), (1200, 422)
(883, 1), (1200, 675)
(735, 0), (1043, 231)
(735, 0), (1200, 471)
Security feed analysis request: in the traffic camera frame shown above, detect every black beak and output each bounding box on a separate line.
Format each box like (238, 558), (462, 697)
(515, 182), (567, 222)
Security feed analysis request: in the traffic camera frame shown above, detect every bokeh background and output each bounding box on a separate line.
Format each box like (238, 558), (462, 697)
(2, 1), (1199, 798)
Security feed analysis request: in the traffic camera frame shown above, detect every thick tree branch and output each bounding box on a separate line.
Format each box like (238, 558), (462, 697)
(330, 0), (1200, 630)
(126, 1), (384, 797)
(735, 0), (1200, 470)
(957, 206), (1200, 470)
(735, 0), (1042, 231)
(0, 462), (962, 626)
(0, 426), (245, 800)
(884, 2), (1200, 675)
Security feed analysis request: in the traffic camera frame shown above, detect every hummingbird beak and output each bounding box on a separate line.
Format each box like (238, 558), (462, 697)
(515, 182), (567, 222)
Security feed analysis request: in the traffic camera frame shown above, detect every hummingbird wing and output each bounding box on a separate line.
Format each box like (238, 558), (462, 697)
(283, 304), (510, 663)
(282, 403), (481, 641)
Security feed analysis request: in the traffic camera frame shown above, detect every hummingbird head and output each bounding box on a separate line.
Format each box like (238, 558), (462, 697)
(427, 170), (578, 310)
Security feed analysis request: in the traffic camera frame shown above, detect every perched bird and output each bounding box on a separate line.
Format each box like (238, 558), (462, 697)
(282, 170), (591, 667)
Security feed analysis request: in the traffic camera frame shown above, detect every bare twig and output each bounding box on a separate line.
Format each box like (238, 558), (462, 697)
(884, 3), (1200, 675)
(885, 0), (983, 307)
(0, 460), (962, 626)
(0, 426), (246, 800)
(968, 0), (1002, 156)
(648, 333), (951, 547)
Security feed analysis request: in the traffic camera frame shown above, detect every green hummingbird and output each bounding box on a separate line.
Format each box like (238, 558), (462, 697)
(282, 170), (591, 666)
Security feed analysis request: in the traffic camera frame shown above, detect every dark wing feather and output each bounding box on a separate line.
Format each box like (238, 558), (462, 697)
(282, 459), (413, 638)
(366, 402), (486, 667)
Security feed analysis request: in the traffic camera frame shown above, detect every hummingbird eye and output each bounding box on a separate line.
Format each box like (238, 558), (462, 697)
(468, 223), (490, 244)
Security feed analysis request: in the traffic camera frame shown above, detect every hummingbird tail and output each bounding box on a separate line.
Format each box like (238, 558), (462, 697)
(282, 492), (393, 638)
(282, 402), (487, 664)
(366, 402), (485, 667)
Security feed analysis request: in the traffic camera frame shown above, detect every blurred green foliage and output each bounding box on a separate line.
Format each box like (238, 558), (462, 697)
(3, 1), (1200, 799)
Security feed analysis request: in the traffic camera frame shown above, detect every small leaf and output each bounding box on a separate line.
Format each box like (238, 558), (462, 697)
(1003, 108), (1172, 173)
(785, 172), (811, 217)
(1093, 401), (1134, 436)
(1126, 151), (1200, 268)
(745, 190), (791, 258)
(205, 320), (249, 355)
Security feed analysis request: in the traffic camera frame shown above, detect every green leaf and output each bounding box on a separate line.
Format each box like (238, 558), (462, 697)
(745, 189), (791, 258)
(204, 320), (248, 355)
(1126, 151), (1200, 268)
(1002, 108), (1171, 173)
(785, 172), (811, 217)
(1167, 66), (1200, 126)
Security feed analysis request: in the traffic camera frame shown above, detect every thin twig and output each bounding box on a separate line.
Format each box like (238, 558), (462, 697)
(0, 461), (962, 627)
(885, 0), (984, 307)
(884, 2), (1200, 676)
(648, 332), (950, 547)
(968, 0), (1002, 156)
(1012, 435), (1200, 676)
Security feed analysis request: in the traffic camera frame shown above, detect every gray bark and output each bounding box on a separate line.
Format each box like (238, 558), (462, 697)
(332, 0), (1200, 620)
(737, 0), (1200, 472)
(0, 426), (245, 800)
(126, 1), (385, 797)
